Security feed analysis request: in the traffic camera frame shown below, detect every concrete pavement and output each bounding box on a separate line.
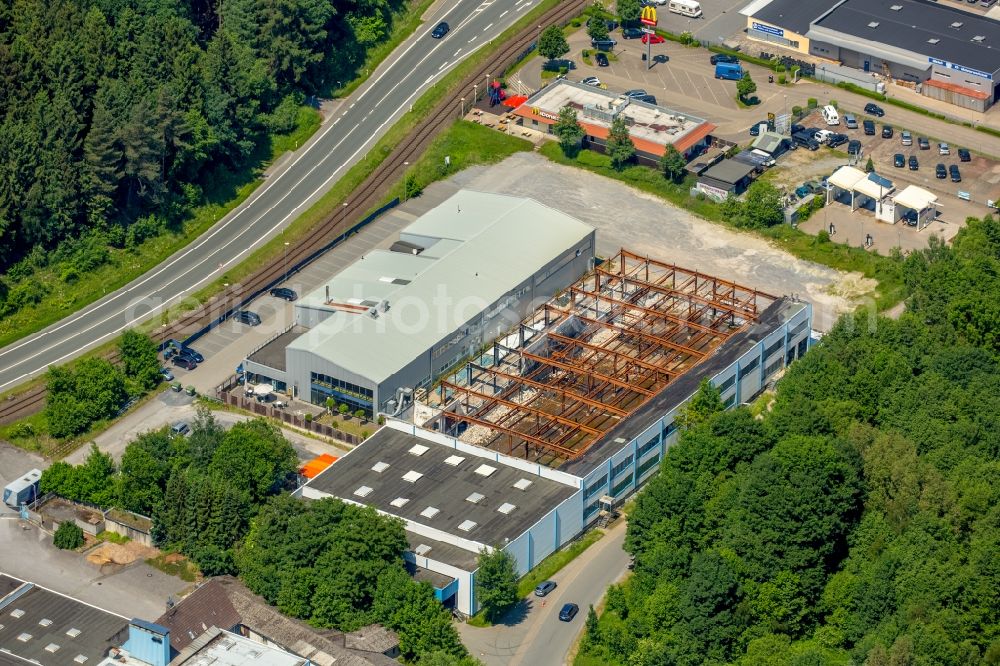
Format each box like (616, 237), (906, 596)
(0, 0), (541, 394)
(458, 519), (630, 666)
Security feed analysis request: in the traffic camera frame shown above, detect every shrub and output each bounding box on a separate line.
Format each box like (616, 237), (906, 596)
(775, 64), (785, 73)
(829, 100), (838, 108)
(778, 74), (786, 85)
(377, 415), (386, 426)
(816, 229), (831, 244)
(792, 105), (803, 116)
(403, 173), (423, 199)
(354, 409), (366, 421)
(361, 430), (370, 440)
(807, 97), (818, 108)
(338, 404), (349, 416)
(54, 522), (85, 550)
(304, 412), (313, 423)
(330, 421), (340, 430)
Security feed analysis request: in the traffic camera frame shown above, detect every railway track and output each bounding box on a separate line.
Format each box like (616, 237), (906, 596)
(0, 0), (586, 431)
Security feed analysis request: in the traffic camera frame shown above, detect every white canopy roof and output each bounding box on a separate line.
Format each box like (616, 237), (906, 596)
(894, 185), (938, 211)
(854, 176), (893, 200)
(253, 383), (275, 397)
(827, 165), (866, 191)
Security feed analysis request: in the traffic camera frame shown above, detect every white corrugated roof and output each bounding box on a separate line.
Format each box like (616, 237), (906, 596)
(894, 185), (937, 211)
(827, 165), (867, 191)
(288, 191), (593, 384)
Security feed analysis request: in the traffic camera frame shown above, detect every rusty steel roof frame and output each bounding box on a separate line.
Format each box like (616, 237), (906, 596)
(440, 250), (776, 464)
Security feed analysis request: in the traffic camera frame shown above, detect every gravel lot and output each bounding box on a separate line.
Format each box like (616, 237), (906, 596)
(447, 152), (873, 331)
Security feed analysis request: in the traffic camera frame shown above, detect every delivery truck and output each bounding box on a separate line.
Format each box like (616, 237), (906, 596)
(3, 468), (41, 508)
(714, 62), (743, 80)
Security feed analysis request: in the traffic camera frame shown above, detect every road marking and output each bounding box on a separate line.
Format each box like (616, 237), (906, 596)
(0, 0), (500, 389)
(425, 75), (434, 84)
(333, 117), (340, 125)
(483, 23), (493, 31)
(468, 36), (477, 43)
(349, 103), (355, 108)
(499, 10), (508, 17)
(439, 61), (449, 70)
(454, 48), (462, 56)
(518, 3), (531, 10)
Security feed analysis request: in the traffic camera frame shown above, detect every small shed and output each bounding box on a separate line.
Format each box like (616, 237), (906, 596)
(696, 159), (759, 201)
(751, 131), (788, 156)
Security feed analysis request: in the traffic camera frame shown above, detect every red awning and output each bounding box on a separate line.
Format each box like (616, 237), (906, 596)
(504, 95), (529, 108)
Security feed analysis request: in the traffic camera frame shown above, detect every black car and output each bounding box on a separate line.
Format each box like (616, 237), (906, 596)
(909, 155), (919, 170)
(918, 137), (930, 150)
(881, 125), (893, 139)
(864, 102), (885, 117)
(595, 52), (609, 67)
(172, 356), (197, 370)
(790, 123), (805, 135)
(624, 89), (648, 98)
(176, 347), (204, 364)
(605, 19), (619, 31)
(635, 94), (656, 104)
(827, 133), (848, 148)
(949, 165), (961, 182)
(792, 131), (819, 150)
(935, 163), (947, 179)
(534, 581), (557, 597)
(622, 27), (643, 39)
(559, 603), (579, 622)
(847, 139), (862, 156)
(893, 153), (905, 168)
(591, 38), (616, 51)
(710, 53), (738, 65)
(270, 287), (298, 301)
(235, 310), (262, 326)
(863, 120), (875, 135)
(430, 21), (449, 38)
(958, 148), (971, 162)
(749, 123), (762, 136)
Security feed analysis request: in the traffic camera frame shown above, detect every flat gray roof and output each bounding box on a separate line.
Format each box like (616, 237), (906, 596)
(305, 427), (578, 551)
(288, 191), (593, 384)
(701, 158), (758, 185)
(405, 531), (479, 571)
(748, 0), (833, 35)
(247, 325), (309, 372)
(812, 0), (1000, 74)
(559, 298), (805, 477)
(0, 574), (128, 666)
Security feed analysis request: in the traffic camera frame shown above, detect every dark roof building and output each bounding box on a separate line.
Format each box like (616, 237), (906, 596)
(155, 580), (241, 652)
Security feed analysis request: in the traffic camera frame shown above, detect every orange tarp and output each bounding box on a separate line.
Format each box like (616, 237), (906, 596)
(301, 453), (338, 478)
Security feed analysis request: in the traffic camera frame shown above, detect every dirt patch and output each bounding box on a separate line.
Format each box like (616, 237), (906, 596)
(87, 541), (157, 567)
(764, 149), (847, 192)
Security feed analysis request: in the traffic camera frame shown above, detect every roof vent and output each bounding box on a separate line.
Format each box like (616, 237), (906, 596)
(390, 497), (410, 508)
(74, 656), (88, 664)
(867, 21), (879, 28)
(444, 455), (465, 466)
(402, 470), (423, 483)
(353, 485), (374, 498)
(66, 628), (81, 638)
(371, 461), (390, 473)
(10, 609), (25, 619)
(513, 478), (533, 491)
(415, 544), (432, 555)
(408, 444), (429, 456)
(458, 519), (478, 532)
(498, 502), (517, 515)
(927, 38), (940, 44)
(475, 464), (498, 477)
(17, 633), (32, 642)
(45, 644), (60, 653)
(951, 21), (963, 28)
(420, 506), (440, 519)
(972, 35), (985, 42)
(466, 492), (485, 504)
(889, 3), (901, 9)
(38, 619), (52, 627)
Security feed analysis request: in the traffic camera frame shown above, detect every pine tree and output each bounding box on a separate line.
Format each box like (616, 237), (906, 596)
(606, 115), (635, 171)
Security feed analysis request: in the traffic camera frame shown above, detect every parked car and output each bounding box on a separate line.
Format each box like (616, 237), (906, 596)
(641, 33), (665, 44)
(172, 356), (197, 370)
(749, 123), (762, 136)
(235, 310), (262, 326)
(595, 52), (609, 67)
(935, 163), (947, 179)
(534, 581), (557, 597)
(844, 114), (858, 129)
(634, 94), (657, 104)
(792, 131), (819, 150)
(893, 153), (905, 168)
(864, 102), (885, 117)
(270, 287), (298, 301)
(938, 142), (950, 155)
(901, 131), (912, 146)
(624, 89), (648, 98)
(430, 21), (449, 38)
(622, 27), (643, 39)
(581, 76), (601, 86)
(160, 367), (174, 381)
(813, 129), (833, 144)
(827, 133), (848, 148)
(847, 139), (862, 156)
(171, 421), (190, 436)
(918, 136), (930, 150)
(949, 164), (962, 182)
(795, 185), (811, 198)
(605, 19), (619, 31)
(559, 603), (580, 622)
(958, 148), (971, 162)
(903, 209), (918, 227)
(591, 38), (617, 51)
(177, 347), (204, 363)
(908, 155), (919, 170)
(863, 120), (875, 135)
(710, 53), (738, 65)
(881, 125), (893, 138)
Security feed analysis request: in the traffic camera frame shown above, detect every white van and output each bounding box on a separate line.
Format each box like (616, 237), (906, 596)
(822, 105), (840, 126)
(668, 0), (703, 17)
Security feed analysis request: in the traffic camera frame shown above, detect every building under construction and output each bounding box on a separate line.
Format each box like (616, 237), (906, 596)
(300, 248), (812, 615)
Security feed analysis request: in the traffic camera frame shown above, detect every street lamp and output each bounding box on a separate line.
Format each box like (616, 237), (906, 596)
(283, 242), (290, 282)
(460, 97), (465, 118)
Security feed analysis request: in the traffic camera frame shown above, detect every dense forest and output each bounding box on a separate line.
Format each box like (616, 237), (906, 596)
(40, 410), (474, 664)
(580, 216), (1000, 665)
(0, 0), (406, 314)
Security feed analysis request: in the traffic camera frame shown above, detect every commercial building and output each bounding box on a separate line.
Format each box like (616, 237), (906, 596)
(826, 165), (939, 227)
(513, 80), (716, 163)
(299, 250), (812, 615)
(742, 0), (1000, 110)
(243, 190), (595, 414)
(696, 159), (760, 200)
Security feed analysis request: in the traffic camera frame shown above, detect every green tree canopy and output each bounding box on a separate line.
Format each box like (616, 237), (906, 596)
(617, 0), (642, 24)
(586, 16), (609, 41)
(738, 180), (784, 229)
(606, 115), (635, 171)
(552, 106), (585, 157)
(737, 71), (757, 101)
(119, 329), (161, 391)
(54, 521), (85, 549)
(538, 25), (569, 60)
(475, 548), (519, 622)
(208, 419), (297, 502)
(659, 145), (687, 183)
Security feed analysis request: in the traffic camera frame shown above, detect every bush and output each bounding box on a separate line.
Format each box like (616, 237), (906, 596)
(304, 413), (313, 423)
(775, 64), (785, 73)
(829, 100), (838, 109)
(807, 97), (818, 108)
(54, 522), (85, 550)
(377, 415), (386, 426)
(330, 421), (339, 430)
(778, 74), (786, 85)
(338, 404), (349, 416)
(361, 430), (370, 440)
(792, 105), (803, 116)
(354, 409), (366, 420)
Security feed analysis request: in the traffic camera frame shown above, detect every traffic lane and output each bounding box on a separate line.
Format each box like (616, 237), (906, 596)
(0, 0), (523, 391)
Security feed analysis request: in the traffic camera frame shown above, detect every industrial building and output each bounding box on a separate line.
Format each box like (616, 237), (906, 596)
(243, 190), (595, 414)
(299, 250), (812, 615)
(742, 0), (1000, 110)
(513, 80), (717, 163)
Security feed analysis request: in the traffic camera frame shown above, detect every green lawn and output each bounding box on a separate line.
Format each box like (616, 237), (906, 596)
(538, 143), (906, 310)
(146, 553), (200, 582)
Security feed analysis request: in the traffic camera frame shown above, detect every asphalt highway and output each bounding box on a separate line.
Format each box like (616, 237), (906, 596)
(0, 0), (537, 392)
